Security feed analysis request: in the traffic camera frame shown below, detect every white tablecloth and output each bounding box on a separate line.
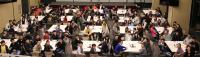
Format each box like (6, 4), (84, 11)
(165, 41), (186, 52)
(45, 9), (52, 13)
(30, 16), (45, 21)
(87, 16), (103, 22)
(60, 16), (73, 21)
(48, 25), (67, 32)
(155, 27), (173, 34)
(117, 9), (127, 14)
(120, 26), (136, 33)
(143, 10), (156, 14)
(65, 9), (78, 13)
(82, 41), (142, 53)
(122, 41), (142, 53)
(89, 26), (102, 33)
(82, 41), (101, 52)
(118, 16), (131, 22)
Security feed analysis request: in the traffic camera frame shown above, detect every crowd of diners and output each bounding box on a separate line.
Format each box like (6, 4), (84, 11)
(0, 3), (199, 57)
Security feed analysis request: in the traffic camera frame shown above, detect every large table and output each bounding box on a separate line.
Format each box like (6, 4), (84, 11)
(65, 9), (78, 13)
(117, 9), (127, 14)
(118, 16), (131, 22)
(87, 16), (103, 22)
(30, 15), (45, 21)
(143, 10), (156, 14)
(165, 41), (186, 52)
(155, 27), (173, 34)
(82, 41), (142, 53)
(60, 16), (73, 21)
(89, 26), (102, 33)
(48, 25), (68, 32)
(122, 41), (142, 53)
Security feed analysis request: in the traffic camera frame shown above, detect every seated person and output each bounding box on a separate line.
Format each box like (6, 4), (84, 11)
(184, 46), (195, 57)
(158, 39), (172, 57)
(183, 35), (194, 45)
(173, 43), (184, 57)
(90, 44), (97, 54)
(114, 41), (126, 55)
(98, 40), (109, 54)
(83, 25), (92, 40)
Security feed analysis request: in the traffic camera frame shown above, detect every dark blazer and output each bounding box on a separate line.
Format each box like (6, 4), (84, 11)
(90, 48), (97, 54)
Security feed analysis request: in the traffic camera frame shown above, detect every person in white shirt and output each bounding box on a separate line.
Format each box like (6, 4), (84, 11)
(183, 35), (194, 45)
(72, 41), (84, 55)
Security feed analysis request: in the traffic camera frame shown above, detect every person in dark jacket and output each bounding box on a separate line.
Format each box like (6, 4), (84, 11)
(90, 44), (97, 54)
(9, 38), (16, 54)
(55, 39), (66, 57)
(21, 40), (33, 56)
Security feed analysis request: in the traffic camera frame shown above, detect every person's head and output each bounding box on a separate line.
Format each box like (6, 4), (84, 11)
(163, 29), (169, 35)
(78, 41), (83, 47)
(186, 45), (191, 52)
(45, 31), (49, 35)
(9, 20), (12, 24)
(115, 35), (119, 40)
(86, 25), (89, 29)
(75, 35), (80, 40)
(160, 38), (165, 43)
(26, 40), (30, 44)
(92, 44), (96, 48)
(10, 38), (15, 43)
(46, 40), (50, 45)
(177, 43), (181, 48)
(1, 40), (5, 45)
(119, 41), (123, 45)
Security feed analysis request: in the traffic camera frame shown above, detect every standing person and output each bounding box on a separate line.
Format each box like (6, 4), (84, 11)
(102, 21), (109, 38)
(32, 41), (41, 57)
(0, 40), (9, 53)
(139, 43), (148, 57)
(150, 24), (159, 43)
(64, 36), (73, 57)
